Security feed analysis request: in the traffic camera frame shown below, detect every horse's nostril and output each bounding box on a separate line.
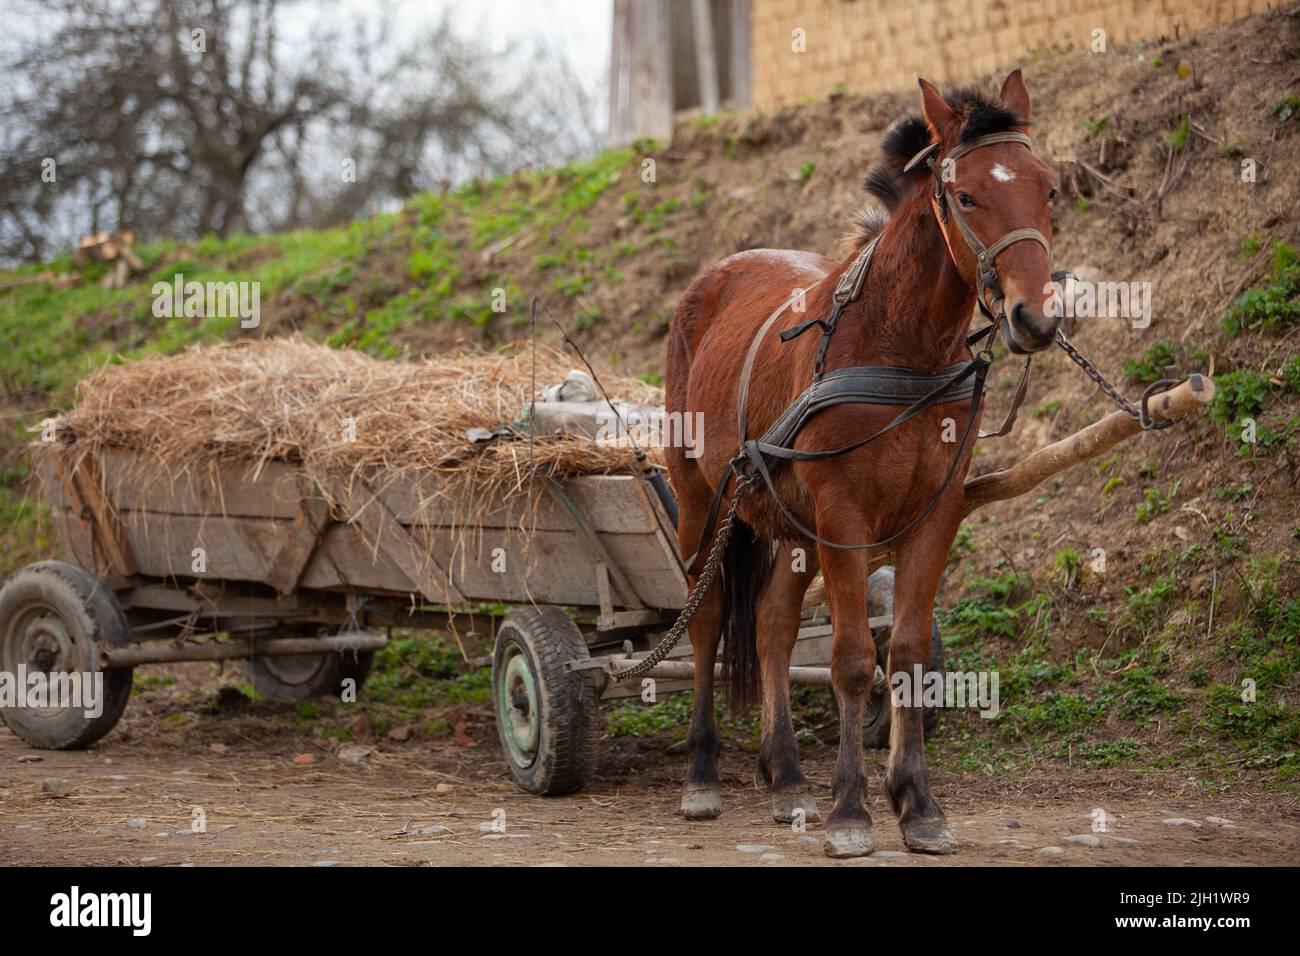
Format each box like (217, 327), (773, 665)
(1009, 299), (1057, 349)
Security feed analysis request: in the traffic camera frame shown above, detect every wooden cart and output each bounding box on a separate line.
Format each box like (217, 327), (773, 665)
(4, 376), (1213, 795)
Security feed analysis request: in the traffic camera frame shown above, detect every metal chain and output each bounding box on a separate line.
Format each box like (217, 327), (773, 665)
(1055, 329), (1143, 420)
(608, 472), (754, 682)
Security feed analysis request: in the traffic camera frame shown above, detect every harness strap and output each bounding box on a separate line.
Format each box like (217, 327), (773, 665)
(737, 287), (806, 444)
(778, 238), (880, 374)
(752, 361), (981, 462)
(980, 356), (1031, 439)
(742, 358), (990, 552)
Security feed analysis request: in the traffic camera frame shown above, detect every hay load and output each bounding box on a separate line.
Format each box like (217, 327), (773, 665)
(52, 336), (664, 522)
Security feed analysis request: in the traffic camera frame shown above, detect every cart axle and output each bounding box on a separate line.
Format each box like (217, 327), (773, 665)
(97, 630), (389, 669)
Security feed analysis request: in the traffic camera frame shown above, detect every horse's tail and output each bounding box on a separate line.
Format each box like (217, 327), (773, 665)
(721, 518), (769, 713)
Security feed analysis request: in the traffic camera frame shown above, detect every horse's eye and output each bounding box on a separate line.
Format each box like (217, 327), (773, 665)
(1048, 187), (1058, 202)
(956, 192), (976, 209)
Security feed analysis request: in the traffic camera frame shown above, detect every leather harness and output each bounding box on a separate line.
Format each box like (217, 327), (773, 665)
(685, 130), (1054, 572)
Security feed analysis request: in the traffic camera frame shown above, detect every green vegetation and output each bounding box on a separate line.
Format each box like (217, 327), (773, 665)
(1222, 241), (1300, 335)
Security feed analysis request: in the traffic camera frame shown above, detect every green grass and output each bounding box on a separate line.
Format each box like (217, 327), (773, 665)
(1222, 241), (1300, 335)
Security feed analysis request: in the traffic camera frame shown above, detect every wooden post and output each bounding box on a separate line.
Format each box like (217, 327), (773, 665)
(691, 0), (721, 115)
(729, 0), (752, 107)
(266, 484), (332, 595)
(607, 0), (674, 146)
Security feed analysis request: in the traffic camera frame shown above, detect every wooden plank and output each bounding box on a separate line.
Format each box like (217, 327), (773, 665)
(122, 513), (284, 582)
(68, 450), (138, 576)
(375, 472), (658, 534)
(338, 479), (467, 605)
(44, 503), (99, 573)
(545, 479), (644, 610)
(96, 448), (659, 534)
(266, 486), (331, 594)
(97, 448), (304, 519)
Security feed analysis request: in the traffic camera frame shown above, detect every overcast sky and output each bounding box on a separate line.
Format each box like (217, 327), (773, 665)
(351, 0), (612, 125)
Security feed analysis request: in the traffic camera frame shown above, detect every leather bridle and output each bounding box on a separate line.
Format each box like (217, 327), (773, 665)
(904, 130), (1052, 354)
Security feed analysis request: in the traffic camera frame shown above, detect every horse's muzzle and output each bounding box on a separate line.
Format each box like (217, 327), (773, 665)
(1002, 298), (1059, 353)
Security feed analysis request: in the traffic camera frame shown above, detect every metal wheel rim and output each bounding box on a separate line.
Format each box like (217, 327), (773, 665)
(258, 651), (331, 686)
(498, 643), (539, 768)
(0, 601), (83, 720)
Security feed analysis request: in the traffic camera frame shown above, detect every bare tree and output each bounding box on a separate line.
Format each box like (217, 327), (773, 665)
(0, 0), (600, 261)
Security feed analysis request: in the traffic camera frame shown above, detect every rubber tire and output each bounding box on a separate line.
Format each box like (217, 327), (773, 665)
(0, 561), (133, 749)
(247, 633), (375, 702)
(862, 617), (944, 749)
(492, 607), (600, 796)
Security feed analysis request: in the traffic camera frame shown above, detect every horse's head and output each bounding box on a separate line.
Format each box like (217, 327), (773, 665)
(914, 71), (1060, 353)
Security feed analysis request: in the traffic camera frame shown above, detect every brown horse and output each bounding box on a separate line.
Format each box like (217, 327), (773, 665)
(664, 71), (1060, 858)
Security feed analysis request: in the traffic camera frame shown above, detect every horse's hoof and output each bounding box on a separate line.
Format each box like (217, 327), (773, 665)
(902, 818), (958, 855)
(680, 788), (723, 820)
(823, 824), (875, 859)
(772, 790), (821, 825)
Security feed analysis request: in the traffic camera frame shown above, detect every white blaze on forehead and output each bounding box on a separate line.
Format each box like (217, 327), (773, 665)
(991, 163), (1016, 183)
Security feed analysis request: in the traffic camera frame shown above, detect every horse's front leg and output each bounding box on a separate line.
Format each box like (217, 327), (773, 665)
(817, 538), (877, 858)
(887, 517), (961, 854)
(757, 538), (820, 824)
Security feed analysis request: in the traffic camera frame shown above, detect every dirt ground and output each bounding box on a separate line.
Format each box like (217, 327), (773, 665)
(2, 700), (1297, 867)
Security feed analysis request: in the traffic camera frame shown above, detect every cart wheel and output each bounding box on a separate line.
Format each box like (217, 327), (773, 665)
(247, 629), (374, 702)
(0, 561), (133, 749)
(492, 607), (600, 795)
(863, 617), (944, 749)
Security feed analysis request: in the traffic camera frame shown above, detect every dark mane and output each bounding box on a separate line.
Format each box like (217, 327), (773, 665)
(851, 86), (1030, 246)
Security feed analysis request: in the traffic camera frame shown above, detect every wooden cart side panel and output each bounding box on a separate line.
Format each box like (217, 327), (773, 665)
(33, 448), (104, 573)
(45, 506), (100, 571)
(33, 446), (686, 609)
(298, 523), (685, 608)
(122, 512), (285, 582)
(96, 448), (305, 519)
(96, 448), (659, 534)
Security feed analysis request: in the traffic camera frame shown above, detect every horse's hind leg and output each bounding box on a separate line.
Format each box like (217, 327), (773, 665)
(680, 582), (726, 820)
(673, 487), (727, 820)
(887, 521), (959, 854)
(818, 539), (878, 858)
(757, 539), (820, 825)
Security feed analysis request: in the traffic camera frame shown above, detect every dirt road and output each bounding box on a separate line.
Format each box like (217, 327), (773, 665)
(3, 711), (1296, 867)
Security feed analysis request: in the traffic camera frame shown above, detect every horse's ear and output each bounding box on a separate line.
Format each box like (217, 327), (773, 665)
(918, 78), (958, 143)
(998, 68), (1032, 120)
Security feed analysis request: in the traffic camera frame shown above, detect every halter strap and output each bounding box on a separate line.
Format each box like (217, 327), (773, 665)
(914, 131), (1052, 350)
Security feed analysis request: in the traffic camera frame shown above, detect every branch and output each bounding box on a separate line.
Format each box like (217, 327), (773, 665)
(961, 376), (1216, 516)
